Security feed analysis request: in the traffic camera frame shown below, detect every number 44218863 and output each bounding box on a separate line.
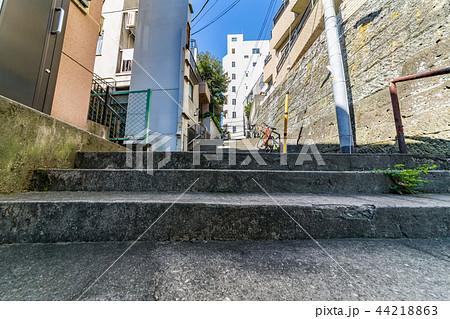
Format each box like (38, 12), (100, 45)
(376, 306), (438, 316)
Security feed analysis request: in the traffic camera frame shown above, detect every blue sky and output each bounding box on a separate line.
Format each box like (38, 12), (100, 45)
(191, 0), (282, 60)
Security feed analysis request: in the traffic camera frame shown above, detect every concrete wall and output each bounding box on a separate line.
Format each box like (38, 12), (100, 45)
(0, 95), (124, 194)
(50, 0), (103, 130)
(254, 0), (449, 154)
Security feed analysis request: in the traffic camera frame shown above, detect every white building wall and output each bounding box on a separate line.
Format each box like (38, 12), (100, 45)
(93, 0), (135, 89)
(222, 34), (269, 139)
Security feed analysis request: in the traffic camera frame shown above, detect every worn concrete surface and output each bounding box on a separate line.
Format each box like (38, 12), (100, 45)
(75, 151), (449, 171)
(0, 95), (124, 194)
(31, 169), (450, 193)
(0, 239), (448, 301)
(0, 192), (448, 242)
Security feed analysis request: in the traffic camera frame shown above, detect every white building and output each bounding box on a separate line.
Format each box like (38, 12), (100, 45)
(222, 34), (269, 139)
(94, 0), (139, 90)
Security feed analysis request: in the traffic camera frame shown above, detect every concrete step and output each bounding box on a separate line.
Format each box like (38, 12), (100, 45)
(0, 192), (448, 243)
(1, 239), (449, 300)
(31, 169), (450, 193)
(75, 152), (449, 171)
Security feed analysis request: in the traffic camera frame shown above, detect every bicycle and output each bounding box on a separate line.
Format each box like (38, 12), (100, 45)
(247, 124), (257, 138)
(257, 123), (280, 152)
(221, 130), (231, 140)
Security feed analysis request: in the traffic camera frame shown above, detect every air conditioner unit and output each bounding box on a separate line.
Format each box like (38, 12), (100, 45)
(125, 11), (137, 29)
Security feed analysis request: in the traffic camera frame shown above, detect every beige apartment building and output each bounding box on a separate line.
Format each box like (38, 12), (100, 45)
(263, 0), (368, 89)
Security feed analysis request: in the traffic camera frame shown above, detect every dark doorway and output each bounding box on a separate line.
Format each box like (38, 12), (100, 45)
(0, 0), (69, 114)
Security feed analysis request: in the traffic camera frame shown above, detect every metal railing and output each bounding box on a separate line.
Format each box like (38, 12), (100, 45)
(273, 0), (290, 26)
(188, 48), (202, 83)
(389, 67), (450, 153)
(264, 54), (272, 66)
(276, 0), (318, 74)
(187, 122), (208, 150)
(88, 74), (151, 142)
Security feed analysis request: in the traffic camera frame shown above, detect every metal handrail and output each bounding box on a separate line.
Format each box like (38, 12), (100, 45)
(276, 0), (317, 74)
(273, 0), (290, 26)
(389, 67), (450, 153)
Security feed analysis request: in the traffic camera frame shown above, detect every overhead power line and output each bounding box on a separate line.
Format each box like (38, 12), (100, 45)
(192, 0), (219, 28)
(192, 0), (242, 36)
(192, 0), (210, 22)
(231, 0), (276, 115)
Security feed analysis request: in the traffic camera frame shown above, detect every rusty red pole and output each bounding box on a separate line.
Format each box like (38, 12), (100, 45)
(388, 67), (450, 154)
(389, 81), (407, 153)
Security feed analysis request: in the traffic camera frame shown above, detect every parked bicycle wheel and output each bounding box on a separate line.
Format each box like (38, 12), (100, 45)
(266, 137), (275, 152)
(267, 136), (281, 153)
(257, 136), (266, 150)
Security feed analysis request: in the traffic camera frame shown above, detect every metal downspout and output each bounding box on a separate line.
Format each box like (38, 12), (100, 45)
(322, 0), (354, 153)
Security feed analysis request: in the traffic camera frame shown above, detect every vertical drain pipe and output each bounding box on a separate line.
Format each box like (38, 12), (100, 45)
(322, 0), (354, 153)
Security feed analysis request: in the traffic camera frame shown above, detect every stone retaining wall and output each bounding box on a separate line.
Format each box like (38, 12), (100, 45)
(253, 0), (449, 154)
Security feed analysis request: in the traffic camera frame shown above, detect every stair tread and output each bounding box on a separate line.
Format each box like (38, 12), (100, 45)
(2, 239), (449, 300)
(1, 191), (449, 208)
(37, 168), (450, 173)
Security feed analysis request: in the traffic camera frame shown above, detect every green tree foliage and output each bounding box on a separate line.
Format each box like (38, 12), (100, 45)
(245, 102), (252, 119)
(197, 52), (230, 118)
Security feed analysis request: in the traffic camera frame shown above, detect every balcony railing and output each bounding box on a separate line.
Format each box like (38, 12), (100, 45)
(273, 0), (290, 26)
(188, 48), (202, 83)
(276, 0), (318, 74)
(264, 54), (272, 66)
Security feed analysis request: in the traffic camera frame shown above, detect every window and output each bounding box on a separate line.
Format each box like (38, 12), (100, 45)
(188, 81), (193, 100)
(232, 61), (236, 67)
(232, 112), (236, 118)
(121, 59), (132, 72)
(253, 62), (257, 67)
(96, 32), (104, 56)
(233, 126), (237, 133)
(232, 86), (236, 92)
(232, 74), (236, 80)
(231, 37), (237, 42)
(232, 99), (236, 105)
(245, 72), (248, 77)
(252, 48), (260, 54)
(244, 55), (249, 59)
(232, 48), (235, 54)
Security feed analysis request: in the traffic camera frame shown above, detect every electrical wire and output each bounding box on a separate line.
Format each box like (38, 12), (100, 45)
(191, 0), (210, 22)
(192, 0), (219, 28)
(192, 0), (242, 36)
(230, 0), (276, 117)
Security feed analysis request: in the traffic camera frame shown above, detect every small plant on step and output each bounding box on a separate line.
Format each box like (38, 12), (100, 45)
(376, 164), (436, 195)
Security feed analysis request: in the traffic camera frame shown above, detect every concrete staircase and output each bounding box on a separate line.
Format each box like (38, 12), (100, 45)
(1, 152), (449, 243)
